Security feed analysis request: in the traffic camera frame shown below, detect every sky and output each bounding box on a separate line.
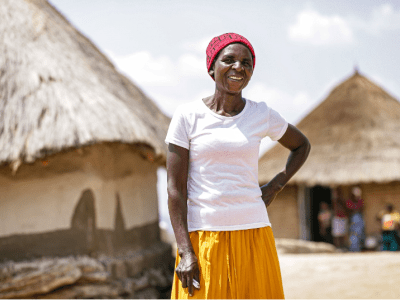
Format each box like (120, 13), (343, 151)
(49, 0), (400, 231)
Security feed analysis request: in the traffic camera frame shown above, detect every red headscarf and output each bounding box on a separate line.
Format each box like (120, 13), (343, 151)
(206, 33), (256, 78)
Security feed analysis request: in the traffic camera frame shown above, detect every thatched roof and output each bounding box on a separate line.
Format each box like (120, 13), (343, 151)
(0, 0), (170, 167)
(259, 71), (400, 186)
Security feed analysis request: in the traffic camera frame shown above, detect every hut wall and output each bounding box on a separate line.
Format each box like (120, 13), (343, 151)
(0, 171), (100, 235)
(267, 185), (299, 239)
(0, 144), (160, 261)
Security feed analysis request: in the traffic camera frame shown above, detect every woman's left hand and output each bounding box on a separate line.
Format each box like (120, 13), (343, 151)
(261, 182), (282, 207)
(260, 124), (311, 207)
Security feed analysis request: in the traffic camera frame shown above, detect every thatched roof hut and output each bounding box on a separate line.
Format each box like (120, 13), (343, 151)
(259, 71), (400, 241)
(259, 71), (400, 186)
(0, 0), (171, 261)
(0, 0), (170, 168)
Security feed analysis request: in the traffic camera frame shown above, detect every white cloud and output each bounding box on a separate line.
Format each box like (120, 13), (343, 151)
(293, 92), (311, 106)
(288, 9), (353, 46)
(354, 4), (400, 35)
(288, 4), (400, 45)
(106, 49), (205, 85)
(245, 83), (284, 107)
(245, 82), (314, 124)
(178, 54), (204, 77)
(148, 89), (213, 117)
(105, 50), (177, 86)
(182, 36), (214, 54)
(105, 49), (213, 117)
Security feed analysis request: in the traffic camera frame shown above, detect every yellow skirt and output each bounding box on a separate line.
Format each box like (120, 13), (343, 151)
(171, 226), (284, 299)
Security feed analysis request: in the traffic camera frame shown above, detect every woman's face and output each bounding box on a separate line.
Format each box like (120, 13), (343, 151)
(210, 43), (254, 94)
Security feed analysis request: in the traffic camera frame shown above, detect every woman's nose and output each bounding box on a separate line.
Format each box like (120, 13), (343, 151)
(232, 61), (243, 71)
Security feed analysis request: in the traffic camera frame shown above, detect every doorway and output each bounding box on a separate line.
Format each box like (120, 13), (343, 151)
(309, 185), (332, 243)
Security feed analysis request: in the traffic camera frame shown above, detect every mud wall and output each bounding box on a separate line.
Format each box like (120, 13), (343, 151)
(0, 144), (160, 261)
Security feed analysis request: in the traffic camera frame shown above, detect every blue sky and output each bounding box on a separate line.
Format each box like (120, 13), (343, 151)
(49, 0), (400, 230)
(49, 0), (400, 127)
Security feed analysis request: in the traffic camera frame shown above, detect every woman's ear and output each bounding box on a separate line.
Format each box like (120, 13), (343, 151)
(208, 62), (215, 79)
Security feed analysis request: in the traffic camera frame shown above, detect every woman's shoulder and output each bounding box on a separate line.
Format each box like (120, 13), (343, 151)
(245, 98), (270, 109)
(244, 98), (274, 115)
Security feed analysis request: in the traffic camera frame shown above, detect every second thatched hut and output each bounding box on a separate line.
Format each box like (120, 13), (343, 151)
(259, 71), (400, 242)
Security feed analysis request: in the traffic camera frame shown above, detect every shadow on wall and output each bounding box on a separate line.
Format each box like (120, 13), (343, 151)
(114, 193), (126, 248)
(0, 189), (160, 262)
(71, 189), (97, 255)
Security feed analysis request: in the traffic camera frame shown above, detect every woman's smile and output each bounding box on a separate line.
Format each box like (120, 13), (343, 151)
(228, 75), (244, 81)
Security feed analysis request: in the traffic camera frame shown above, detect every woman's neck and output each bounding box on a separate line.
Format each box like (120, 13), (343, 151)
(203, 91), (245, 117)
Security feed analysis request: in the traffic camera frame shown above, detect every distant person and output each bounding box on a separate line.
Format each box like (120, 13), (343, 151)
(347, 187), (365, 252)
(331, 188), (348, 250)
(376, 204), (400, 251)
(166, 33), (310, 299)
(318, 201), (333, 244)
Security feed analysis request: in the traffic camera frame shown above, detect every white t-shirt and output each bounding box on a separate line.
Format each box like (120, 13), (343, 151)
(165, 98), (288, 232)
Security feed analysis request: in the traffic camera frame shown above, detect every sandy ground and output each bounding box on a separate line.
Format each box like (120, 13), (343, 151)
(279, 252), (400, 299)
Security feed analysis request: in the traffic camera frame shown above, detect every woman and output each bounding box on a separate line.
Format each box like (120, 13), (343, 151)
(166, 33), (310, 299)
(331, 188), (349, 250)
(377, 204), (400, 251)
(347, 187), (365, 252)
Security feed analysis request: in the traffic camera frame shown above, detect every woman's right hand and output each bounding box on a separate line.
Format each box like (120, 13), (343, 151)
(176, 251), (201, 297)
(167, 143), (200, 296)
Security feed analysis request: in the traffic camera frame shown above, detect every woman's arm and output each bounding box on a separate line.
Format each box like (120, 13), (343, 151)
(167, 143), (200, 296)
(261, 124), (311, 207)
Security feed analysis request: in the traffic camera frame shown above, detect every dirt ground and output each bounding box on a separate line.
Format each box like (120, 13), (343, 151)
(279, 252), (400, 299)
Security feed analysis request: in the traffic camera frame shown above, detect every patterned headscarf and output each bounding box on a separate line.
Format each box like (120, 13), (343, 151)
(206, 33), (256, 78)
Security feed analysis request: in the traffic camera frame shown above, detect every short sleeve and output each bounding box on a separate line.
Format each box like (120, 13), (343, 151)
(266, 107), (288, 141)
(165, 106), (190, 150)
